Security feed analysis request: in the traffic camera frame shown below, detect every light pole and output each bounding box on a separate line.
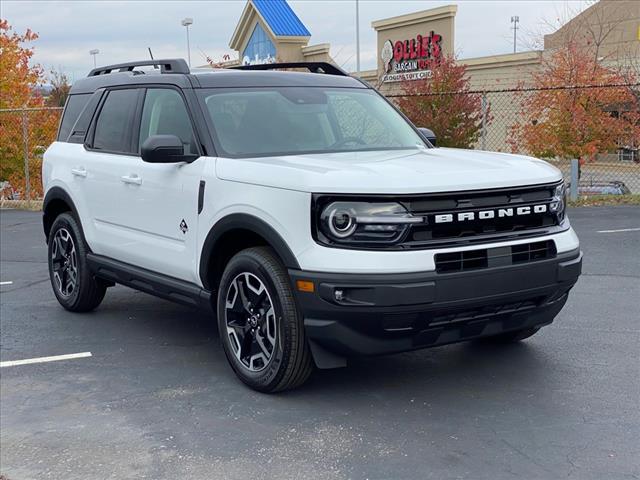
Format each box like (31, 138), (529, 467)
(89, 49), (100, 68)
(355, 0), (360, 76)
(510, 16), (519, 54)
(181, 17), (193, 67)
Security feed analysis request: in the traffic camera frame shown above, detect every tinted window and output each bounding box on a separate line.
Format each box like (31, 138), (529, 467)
(201, 88), (425, 157)
(57, 94), (91, 141)
(139, 89), (197, 154)
(93, 89), (139, 153)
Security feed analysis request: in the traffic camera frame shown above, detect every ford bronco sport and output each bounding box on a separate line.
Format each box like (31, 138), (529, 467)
(42, 59), (582, 392)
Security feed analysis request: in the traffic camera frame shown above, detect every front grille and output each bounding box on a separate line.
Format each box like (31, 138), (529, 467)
(512, 240), (557, 264)
(313, 182), (565, 250)
(435, 240), (556, 273)
(400, 183), (562, 247)
(434, 249), (488, 273)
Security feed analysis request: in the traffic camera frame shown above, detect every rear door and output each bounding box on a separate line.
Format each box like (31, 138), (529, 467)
(81, 87), (144, 258)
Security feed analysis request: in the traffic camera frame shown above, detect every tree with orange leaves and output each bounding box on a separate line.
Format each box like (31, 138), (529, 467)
(0, 19), (43, 109)
(0, 19), (59, 199)
(508, 42), (639, 160)
(395, 55), (488, 149)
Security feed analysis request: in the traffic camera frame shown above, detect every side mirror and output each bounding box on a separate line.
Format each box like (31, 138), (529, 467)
(417, 128), (437, 147)
(141, 135), (198, 163)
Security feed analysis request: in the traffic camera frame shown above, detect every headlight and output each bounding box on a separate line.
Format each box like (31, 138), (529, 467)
(549, 182), (567, 223)
(317, 201), (424, 245)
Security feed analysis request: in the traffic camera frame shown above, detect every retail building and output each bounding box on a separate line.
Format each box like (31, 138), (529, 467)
(221, 0), (639, 93)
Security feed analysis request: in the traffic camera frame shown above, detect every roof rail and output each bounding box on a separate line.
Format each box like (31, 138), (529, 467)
(231, 62), (348, 77)
(88, 59), (190, 77)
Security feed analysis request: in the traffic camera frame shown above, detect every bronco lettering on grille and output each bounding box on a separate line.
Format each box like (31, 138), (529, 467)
(434, 204), (548, 223)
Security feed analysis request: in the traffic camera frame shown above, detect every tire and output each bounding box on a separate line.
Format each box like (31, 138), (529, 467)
(481, 326), (541, 343)
(47, 212), (106, 312)
(217, 247), (313, 393)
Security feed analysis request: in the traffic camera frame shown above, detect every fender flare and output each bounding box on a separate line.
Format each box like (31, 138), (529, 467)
(199, 213), (300, 289)
(42, 187), (81, 241)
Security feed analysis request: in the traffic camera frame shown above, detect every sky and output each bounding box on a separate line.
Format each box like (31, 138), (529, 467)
(3, 0), (590, 83)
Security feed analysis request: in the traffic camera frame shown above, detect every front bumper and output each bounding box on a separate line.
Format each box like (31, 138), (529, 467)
(289, 248), (582, 368)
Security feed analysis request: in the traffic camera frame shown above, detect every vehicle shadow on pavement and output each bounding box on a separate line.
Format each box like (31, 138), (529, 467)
(301, 342), (548, 396)
(99, 286), (551, 399)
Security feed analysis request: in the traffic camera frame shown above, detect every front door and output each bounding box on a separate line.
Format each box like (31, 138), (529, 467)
(114, 87), (206, 283)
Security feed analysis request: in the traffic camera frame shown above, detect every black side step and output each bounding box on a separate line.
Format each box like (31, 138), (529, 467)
(87, 253), (212, 311)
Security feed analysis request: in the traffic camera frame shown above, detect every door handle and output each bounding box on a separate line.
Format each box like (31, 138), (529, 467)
(121, 174), (142, 185)
(71, 167), (87, 178)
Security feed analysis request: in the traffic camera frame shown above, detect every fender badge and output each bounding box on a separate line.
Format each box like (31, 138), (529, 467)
(179, 219), (188, 234)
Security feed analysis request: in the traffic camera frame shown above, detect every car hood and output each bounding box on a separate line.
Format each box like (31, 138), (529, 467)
(215, 148), (562, 194)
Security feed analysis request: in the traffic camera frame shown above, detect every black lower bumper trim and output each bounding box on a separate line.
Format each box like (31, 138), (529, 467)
(290, 249), (582, 366)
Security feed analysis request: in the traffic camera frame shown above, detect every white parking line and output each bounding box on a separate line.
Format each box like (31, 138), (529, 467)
(0, 352), (92, 368)
(0, 281), (13, 286)
(597, 228), (640, 233)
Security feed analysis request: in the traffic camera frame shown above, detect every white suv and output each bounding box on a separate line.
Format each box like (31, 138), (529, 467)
(42, 59), (582, 392)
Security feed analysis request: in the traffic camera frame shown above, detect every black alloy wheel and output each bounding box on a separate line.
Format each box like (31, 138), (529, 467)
(47, 213), (106, 312)
(217, 247), (313, 392)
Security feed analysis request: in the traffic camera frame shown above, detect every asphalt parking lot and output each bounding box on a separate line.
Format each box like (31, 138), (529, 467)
(1, 207), (639, 480)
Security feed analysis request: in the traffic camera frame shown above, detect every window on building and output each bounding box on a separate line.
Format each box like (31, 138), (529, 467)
(242, 23), (276, 65)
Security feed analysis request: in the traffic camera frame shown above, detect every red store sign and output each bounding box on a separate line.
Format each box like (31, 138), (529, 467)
(381, 31), (443, 82)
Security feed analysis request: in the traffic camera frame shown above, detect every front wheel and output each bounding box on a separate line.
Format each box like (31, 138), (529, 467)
(217, 247), (313, 392)
(47, 213), (106, 312)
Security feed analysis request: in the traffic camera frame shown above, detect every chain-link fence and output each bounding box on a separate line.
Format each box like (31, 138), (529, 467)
(389, 83), (640, 197)
(0, 107), (62, 204)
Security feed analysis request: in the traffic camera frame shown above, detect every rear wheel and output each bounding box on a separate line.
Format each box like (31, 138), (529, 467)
(217, 247), (313, 392)
(48, 213), (106, 312)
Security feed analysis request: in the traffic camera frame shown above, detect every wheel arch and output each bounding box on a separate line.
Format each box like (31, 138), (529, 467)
(42, 187), (81, 243)
(199, 213), (300, 291)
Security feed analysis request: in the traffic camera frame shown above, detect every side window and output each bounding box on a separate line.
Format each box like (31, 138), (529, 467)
(139, 89), (198, 154)
(68, 90), (104, 144)
(57, 94), (91, 141)
(92, 89), (139, 153)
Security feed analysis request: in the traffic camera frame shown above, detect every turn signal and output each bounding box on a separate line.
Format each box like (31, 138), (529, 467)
(296, 280), (315, 293)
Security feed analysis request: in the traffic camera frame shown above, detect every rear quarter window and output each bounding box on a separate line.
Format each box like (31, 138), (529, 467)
(57, 94), (91, 142)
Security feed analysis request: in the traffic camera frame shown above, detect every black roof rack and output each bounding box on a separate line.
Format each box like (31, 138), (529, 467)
(231, 62), (348, 77)
(88, 59), (189, 77)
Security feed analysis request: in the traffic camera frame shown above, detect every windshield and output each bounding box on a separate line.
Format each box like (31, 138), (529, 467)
(199, 87), (427, 158)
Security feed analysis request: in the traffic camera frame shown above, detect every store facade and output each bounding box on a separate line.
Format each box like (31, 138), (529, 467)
(221, 0), (546, 97)
(223, 0), (638, 93)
